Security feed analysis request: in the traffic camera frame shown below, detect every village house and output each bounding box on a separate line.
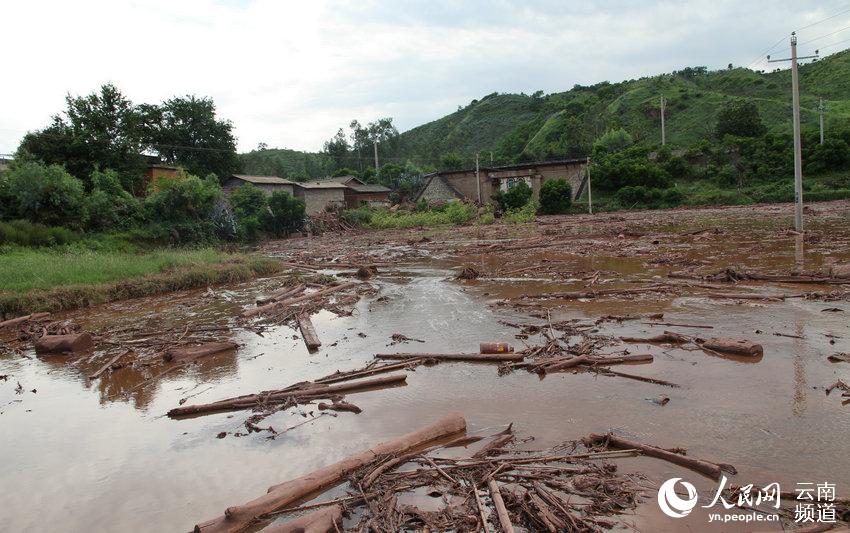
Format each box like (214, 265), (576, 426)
(292, 181), (348, 214)
(222, 174), (296, 196)
(315, 175), (392, 208)
(415, 158), (588, 204)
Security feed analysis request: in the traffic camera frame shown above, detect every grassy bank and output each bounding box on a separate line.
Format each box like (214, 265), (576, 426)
(0, 248), (283, 315)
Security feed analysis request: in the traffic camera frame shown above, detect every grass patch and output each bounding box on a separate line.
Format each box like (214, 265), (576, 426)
(0, 249), (284, 315)
(348, 202), (478, 230)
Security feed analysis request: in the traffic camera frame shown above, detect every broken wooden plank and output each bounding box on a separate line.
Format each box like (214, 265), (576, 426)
(191, 414), (467, 533)
(256, 283), (306, 306)
(88, 350), (129, 380)
(314, 359), (423, 385)
(698, 337), (763, 356)
(488, 478), (516, 533)
(297, 314), (321, 351)
(259, 504), (342, 533)
(376, 352), (524, 363)
(0, 312), (50, 330)
(163, 341), (238, 363)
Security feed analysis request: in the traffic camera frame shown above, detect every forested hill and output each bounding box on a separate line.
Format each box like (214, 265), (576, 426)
(241, 48), (850, 177)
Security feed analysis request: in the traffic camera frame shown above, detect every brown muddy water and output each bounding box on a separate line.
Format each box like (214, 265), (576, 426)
(1, 206), (849, 532)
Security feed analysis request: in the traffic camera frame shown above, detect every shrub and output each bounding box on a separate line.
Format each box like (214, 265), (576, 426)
(806, 138), (850, 174)
(367, 203), (476, 229)
(492, 181), (532, 211)
(503, 201), (538, 224)
(341, 207), (373, 227)
(715, 100), (767, 138)
(0, 220), (80, 247)
(85, 169), (143, 232)
(229, 183), (268, 218)
(5, 161), (86, 228)
(479, 212), (495, 225)
(592, 128), (634, 156)
(539, 179), (573, 214)
(143, 174), (223, 243)
(261, 191), (305, 237)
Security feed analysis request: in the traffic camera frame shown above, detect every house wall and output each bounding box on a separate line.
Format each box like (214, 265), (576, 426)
(295, 188), (346, 214)
(420, 176), (463, 203)
(354, 192), (391, 207)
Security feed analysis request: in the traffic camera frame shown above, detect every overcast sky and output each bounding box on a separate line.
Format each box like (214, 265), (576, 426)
(2, 0), (849, 155)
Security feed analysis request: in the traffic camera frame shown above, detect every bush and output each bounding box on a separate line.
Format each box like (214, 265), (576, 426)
(229, 183), (268, 218)
(715, 100), (767, 138)
(0, 220), (80, 247)
(539, 179), (573, 214)
(5, 161), (86, 228)
(261, 191), (305, 237)
(143, 174), (223, 243)
(806, 138), (850, 174)
(615, 186), (685, 209)
(592, 128), (633, 156)
(591, 146), (673, 191)
(341, 207), (373, 227)
(503, 201), (538, 224)
(492, 181), (532, 211)
(368, 203), (476, 229)
(85, 169), (143, 232)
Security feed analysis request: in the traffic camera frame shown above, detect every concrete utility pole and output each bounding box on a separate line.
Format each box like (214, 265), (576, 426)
(768, 32), (818, 232)
(818, 97), (825, 145)
(660, 96), (666, 146)
(475, 152), (481, 203)
(373, 141), (379, 173)
(586, 157), (593, 215)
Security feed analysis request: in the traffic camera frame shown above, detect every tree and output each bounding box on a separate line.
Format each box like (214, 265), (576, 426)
(5, 161), (86, 228)
(592, 128), (634, 157)
(18, 83), (146, 192)
(715, 100), (767, 139)
(262, 191), (305, 237)
(323, 128), (350, 169)
(440, 152), (464, 170)
(146, 95), (239, 180)
(229, 183), (268, 219)
(539, 179), (573, 214)
(493, 181), (532, 211)
(85, 169), (143, 231)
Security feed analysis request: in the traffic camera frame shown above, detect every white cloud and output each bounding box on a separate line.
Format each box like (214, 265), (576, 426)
(1, 0), (848, 155)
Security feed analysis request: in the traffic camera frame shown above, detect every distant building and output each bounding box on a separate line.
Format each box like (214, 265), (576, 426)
(222, 174), (295, 196)
(292, 181), (348, 214)
(144, 164), (181, 190)
(415, 158), (588, 204)
(315, 175), (392, 208)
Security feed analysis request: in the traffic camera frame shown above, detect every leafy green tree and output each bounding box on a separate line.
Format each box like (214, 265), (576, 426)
(539, 179), (573, 214)
(440, 152), (464, 170)
(492, 181), (532, 211)
(715, 100), (767, 139)
(145, 95), (238, 180)
(229, 183), (268, 219)
(18, 83), (146, 192)
(262, 191), (305, 237)
(323, 128), (350, 170)
(592, 128), (634, 157)
(85, 169), (143, 231)
(5, 161), (86, 228)
(806, 138), (850, 174)
(144, 174), (223, 242)
(332, 167), (358, 177)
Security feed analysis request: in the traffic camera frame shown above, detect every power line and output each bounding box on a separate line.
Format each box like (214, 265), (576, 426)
(800, 25), (850, 46)
(796, 6), (850, 32)
(818, 36), (850, 51)
(746, 6), (850, 69)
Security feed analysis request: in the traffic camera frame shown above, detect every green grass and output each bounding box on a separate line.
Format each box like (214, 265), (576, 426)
(0, 248), (229, 292)
(0, 248), (285, 315)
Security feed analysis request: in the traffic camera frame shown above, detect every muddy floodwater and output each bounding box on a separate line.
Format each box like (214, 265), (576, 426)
(1, 202), (849, 532)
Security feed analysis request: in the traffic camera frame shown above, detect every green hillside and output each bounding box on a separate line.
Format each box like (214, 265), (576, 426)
(239, 147), (334, 181)
(395, 48), (850, 164)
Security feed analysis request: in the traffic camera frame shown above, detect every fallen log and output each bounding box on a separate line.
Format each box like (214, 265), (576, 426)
(317, 400), (361, 414)
(190, 413), (467, 533)
(586, 433), (732, 480)
(256, 283), (306, 306)
(595, 369), (680, 388)
(698, 337), (763, 356)
(523, 285), (667, 301)
(297, 314), (321, 351)
(539, 355), (589, 373)
(707, 292), (784, 302)
(315, 359), (423, 385)
(88, 350), (129, 379)
(620, 331), (689, 344)
(168, 374), (407, 417)
(376, 352), (524, 363)
(34, 332), (93, 354)
(242, 282), (359, 318)
(259, 505), (342, 533)
(540, 354), (653, 373)
(164, 341), (238, 363)
(0, 312), (50, 330)
(480, 342), (514, 354)
(488, 479), (516, 533)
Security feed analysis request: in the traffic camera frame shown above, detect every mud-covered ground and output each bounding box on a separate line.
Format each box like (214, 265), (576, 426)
(1, 201), (849, 532)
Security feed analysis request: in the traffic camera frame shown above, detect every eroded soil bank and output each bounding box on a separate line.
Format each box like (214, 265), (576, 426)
(1, 201), (849, 532)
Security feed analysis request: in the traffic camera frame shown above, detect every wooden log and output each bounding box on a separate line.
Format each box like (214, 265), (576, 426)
(191, 414), (467, 533)
(707, 292), (784, 302)
(256, 283), (306, 306)
(34, 332), (93, 354)
(164, 341), (238, 363)
(480, 342), (514, 354)
(540, 355), (589, 372)
(488, 479), (516, 533)
(259, 505), (342, 533)
(699, 337), (763, 356)
(620, 331), (689, 344)
(297, 314), (321, 352)
(315, 359), (423, 385)
(88, 350), (129, 379)
(587, 433), (730, 480)
(376, 352), (524, 362)
(168, 374), (407, 418)
(525, 285), (667, 301)
(0, 312), (50, 330)
(317, 400), (361, 414)
(242, 282), (359, 318)
(541, 354), (653, 373)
